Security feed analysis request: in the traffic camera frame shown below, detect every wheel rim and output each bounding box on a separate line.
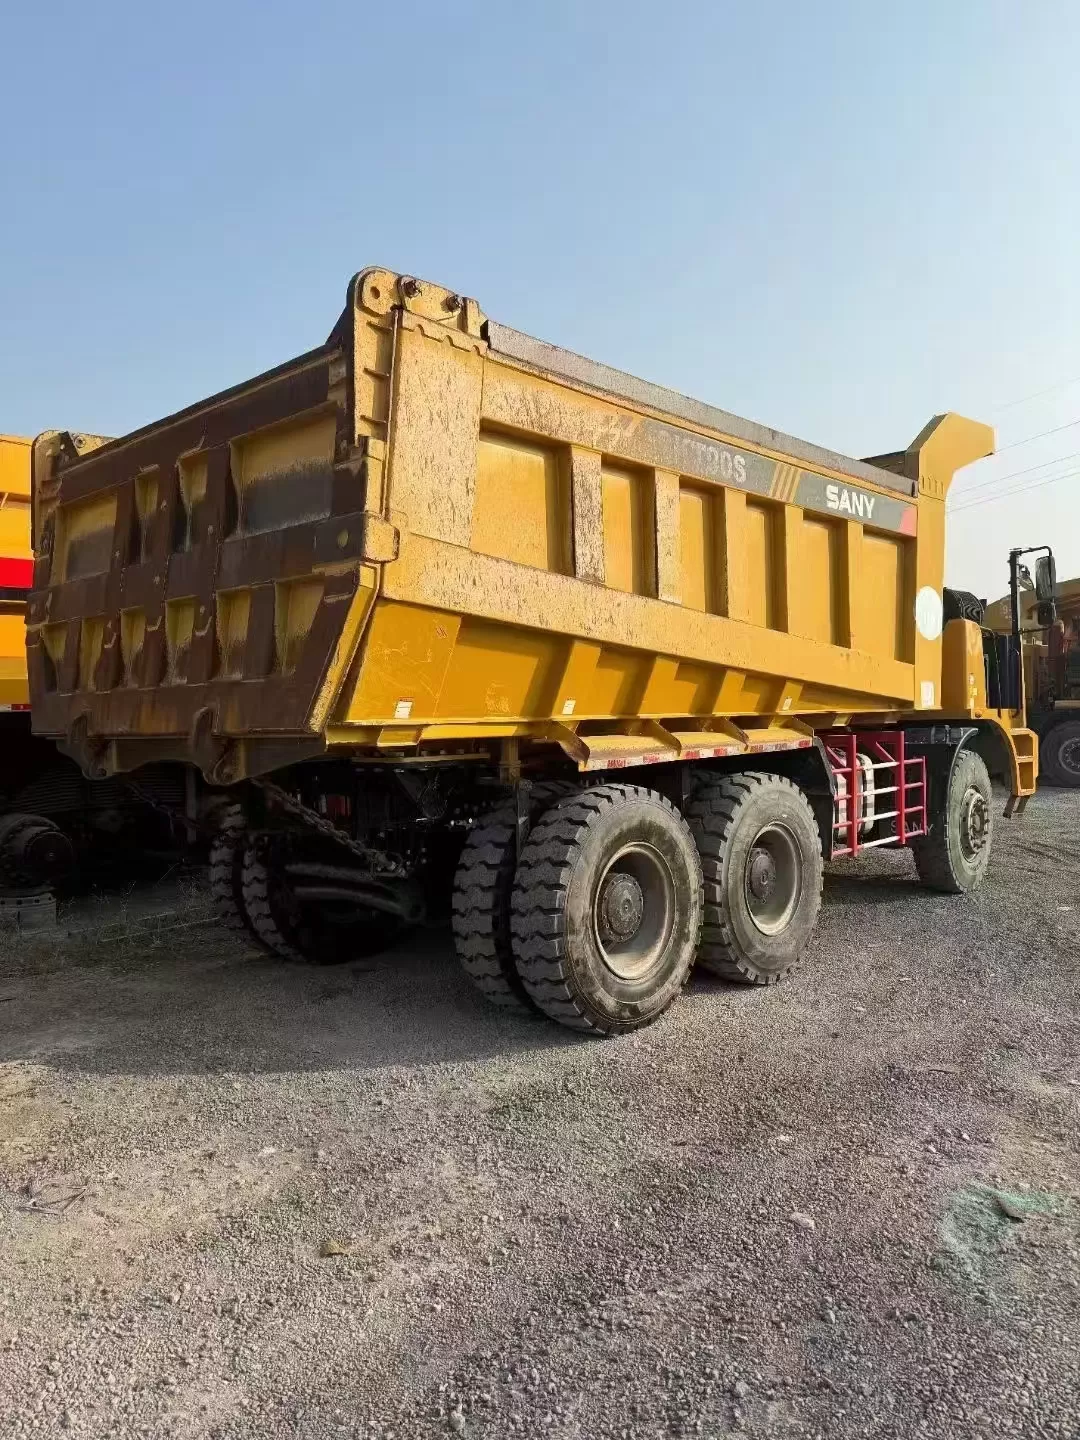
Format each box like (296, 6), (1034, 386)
(1060, 738), (1080, 777)
(592, 842), (675, 981)
(744, 823), (802, 936)
(958, 787), (989, 862)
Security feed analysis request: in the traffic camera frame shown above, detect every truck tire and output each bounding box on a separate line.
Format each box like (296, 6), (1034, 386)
(208, 803), (258, 940)
(0, 813), (74, 890)
(686, 772), (823, 985)
(912, 749), (993, 893)
(240, 841), (310, 962)
(451, 784), (574, 1013)
(942, 588), (985, 626)
(510, 784), (702, 1035)
(452, 805), (531, 1012)
(1039, 720), (1080, 788)
(241, 835), (405, 964)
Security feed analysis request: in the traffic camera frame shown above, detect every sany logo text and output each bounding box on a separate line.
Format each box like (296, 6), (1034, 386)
(825, 483), (876, 520)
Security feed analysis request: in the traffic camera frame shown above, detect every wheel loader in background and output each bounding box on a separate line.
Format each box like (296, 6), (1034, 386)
(26, 267), (1052, 1031)
(1, 433), (187, 903)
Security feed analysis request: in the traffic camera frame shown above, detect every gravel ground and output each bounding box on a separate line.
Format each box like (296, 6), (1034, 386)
(1, 789), (1079, 1440)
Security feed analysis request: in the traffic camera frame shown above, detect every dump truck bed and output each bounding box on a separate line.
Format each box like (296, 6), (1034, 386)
(28, 267), (1020, 785)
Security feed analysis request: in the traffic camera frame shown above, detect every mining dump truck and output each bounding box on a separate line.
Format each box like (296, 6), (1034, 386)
(27, 268), (1045, 1032)
(1, 433), (188, 898)
(0, 432), (74, 891)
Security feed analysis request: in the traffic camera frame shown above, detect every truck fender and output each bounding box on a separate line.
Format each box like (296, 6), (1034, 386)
(903, 725), (980, 834)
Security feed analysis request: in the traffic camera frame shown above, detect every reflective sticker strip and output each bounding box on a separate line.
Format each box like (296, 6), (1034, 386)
(771, 462), (801, 503)
(580, 736), (813, 772)
(0, 704), (30, 712)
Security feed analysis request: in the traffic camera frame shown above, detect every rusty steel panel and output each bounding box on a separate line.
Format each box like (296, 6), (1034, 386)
(28, 339), (375, 761)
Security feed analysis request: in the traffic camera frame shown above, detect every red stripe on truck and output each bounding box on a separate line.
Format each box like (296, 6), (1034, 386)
(0, 557), (33, 590)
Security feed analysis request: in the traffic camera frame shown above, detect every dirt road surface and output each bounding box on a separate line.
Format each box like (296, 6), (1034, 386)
(2, 790), (1079, 1439)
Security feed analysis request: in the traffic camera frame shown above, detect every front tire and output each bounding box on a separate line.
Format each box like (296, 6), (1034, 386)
(510, 785), (702, 1035)
(1040, 720), (1080, 788)
(912, 749), (993, 893)
(686, 771), (823, 986)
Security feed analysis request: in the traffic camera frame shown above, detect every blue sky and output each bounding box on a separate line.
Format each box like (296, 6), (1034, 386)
(3, 1), (1078, 599)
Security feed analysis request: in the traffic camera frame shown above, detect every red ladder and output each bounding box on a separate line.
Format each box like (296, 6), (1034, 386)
(822, 730), (928, 859)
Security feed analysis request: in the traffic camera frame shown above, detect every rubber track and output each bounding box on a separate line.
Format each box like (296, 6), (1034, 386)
(685, 770), (822, 984)
(208, 804), (257, 941)
(239, 842), (309, 963)
(510, 783), (689, 1035)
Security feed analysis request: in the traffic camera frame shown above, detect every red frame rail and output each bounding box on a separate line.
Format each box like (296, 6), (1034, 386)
(822, 730), (928, 859)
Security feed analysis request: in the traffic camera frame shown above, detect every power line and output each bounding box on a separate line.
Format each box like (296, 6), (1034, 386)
(990, 374), (1080, 413)
(949, 464), (1080, 513)
(950, 463), (1078, 511)
(951, 448), (1080, 500)
(993, 416), (1080, 454)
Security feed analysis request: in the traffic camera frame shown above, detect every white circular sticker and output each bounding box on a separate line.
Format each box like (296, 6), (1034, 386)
(915, 586), (943, 641)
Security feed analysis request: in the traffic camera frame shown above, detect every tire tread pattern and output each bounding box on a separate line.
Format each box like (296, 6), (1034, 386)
(685, 770), (822, 985)
(239, 842), (309, 963)
(452, 805), (531, 1011)
(510, 783), (697, 1035)
(911, 749), (991, 894)
(209, 804), (257, 941)
(451, 782), (574, 1012)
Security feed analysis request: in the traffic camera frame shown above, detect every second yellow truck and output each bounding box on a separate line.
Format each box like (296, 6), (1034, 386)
(26, 267), (1050, 1031)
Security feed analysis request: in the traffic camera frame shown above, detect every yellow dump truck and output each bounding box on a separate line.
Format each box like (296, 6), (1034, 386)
(0, 433), (83, 891)
(2, 434), (185, 896)
(27, 268), (1046, 1031)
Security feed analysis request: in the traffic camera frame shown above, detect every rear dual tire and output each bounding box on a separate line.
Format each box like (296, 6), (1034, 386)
(450, 783), (576, 1013)
(686, 771), (823, 985)
(210, 811), (403, 964)
(209, 804), (259, 941)
(455, 775), (825, 1033)
(510, 785), (703, 1035)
